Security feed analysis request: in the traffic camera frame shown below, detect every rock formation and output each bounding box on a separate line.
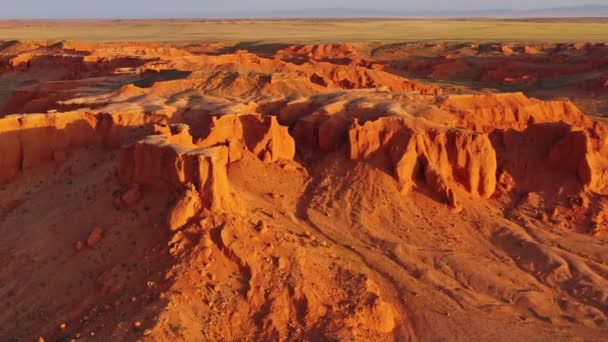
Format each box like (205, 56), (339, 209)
(348, 118), (497, 203)
(194, 114), (296, 163)
(2, 40), (608, 342)
(115, 124), (235, 212)
(0, 111), (148, 184)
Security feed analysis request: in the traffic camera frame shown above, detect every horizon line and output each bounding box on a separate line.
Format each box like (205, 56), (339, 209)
(1, 15), (608, 21)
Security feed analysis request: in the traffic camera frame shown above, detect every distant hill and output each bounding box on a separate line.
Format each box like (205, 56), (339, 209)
(202, 4), (608, 19)
(524, 4), (608, 17)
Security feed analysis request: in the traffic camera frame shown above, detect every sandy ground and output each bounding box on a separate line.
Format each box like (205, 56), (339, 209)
(0, 19), (607, 42)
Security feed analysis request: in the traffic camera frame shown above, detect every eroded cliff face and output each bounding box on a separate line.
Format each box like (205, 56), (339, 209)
(348, 118), (497, 205)
(1, 88), (605, 210)
(194, 114), (295, 163)
(0, 111), (148, 184)
(115, 123), (237, 214)
(285, 91), (608, 205)
(438, 93), (592, 132)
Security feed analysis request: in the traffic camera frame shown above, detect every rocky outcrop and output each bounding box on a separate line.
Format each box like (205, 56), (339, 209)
(136, 50), (440, 96)
(345, 115), (608, 205)
(115, 124), (236, 212)
(274, 43), (362, 65)
(491, 123), (584, 194)
(375, 43), (608, 99)
(4, 52), (147, 76)
(348, 117), (497, 204)
(114, 114), (293, 221)
(0, 111), (148, 184)
(490, 120), (608, 196)
(127, 71), (326, 99)
(286, 90), (608, 206)
(292, 114), (351, 152)
(581, 147), (608, 196)
(194, 114), (296, 163)
(304, 62), (443, 95)
(438, 93), (592, 133)
(2, 84), (77, 115)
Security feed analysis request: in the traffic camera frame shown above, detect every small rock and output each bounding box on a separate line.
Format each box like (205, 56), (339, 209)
(87, 226), (104, 248)
(130, 296), (137, 303)
(38, 337), (45, 342)
(143, 329), (152, 336)
(133, 321), (142, 329)
(59, 323), (67, 331)
(90, 332), (95, 337)
(75, 241), (84, 253)
(256, 220), (269, 234)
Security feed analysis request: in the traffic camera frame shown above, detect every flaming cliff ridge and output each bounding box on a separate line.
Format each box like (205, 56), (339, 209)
(1, 40), (608, 341)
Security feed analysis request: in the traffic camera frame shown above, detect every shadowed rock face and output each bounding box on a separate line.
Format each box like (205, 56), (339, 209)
(1, 41), (608, 342)
(349, 119), (497, 202)
(0, 111), (149, 184)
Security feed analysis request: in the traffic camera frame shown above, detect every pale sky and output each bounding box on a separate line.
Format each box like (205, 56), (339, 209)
(2, 0), (606, 18)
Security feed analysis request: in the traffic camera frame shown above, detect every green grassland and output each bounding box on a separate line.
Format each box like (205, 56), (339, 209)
(0, 19), (606, 43)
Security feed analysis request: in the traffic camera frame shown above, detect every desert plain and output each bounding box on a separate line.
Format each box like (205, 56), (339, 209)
(0, 19), (607, 341)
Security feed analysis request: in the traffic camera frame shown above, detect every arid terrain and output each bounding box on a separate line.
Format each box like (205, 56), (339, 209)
(1, 19), (608, 42)
(0, 24), (608, 341)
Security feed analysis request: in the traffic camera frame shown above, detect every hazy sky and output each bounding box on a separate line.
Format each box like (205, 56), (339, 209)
(3, 0), (605, 18)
